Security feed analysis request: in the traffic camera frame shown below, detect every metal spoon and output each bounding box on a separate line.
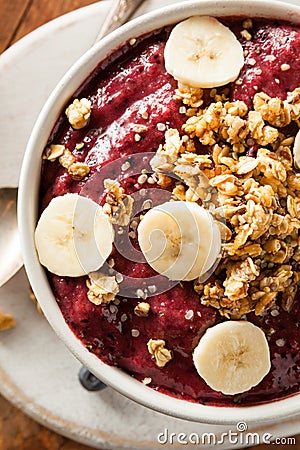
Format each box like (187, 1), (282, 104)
(95, 0), (145, 42)
(0, 0), (145, 287)
(0, 188), (22, 287)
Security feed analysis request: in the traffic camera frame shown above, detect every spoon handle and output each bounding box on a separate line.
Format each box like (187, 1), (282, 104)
(95, 0), (146, 42)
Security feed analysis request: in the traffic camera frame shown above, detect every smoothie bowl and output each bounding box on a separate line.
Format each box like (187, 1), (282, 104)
(19, 0), (300, 424)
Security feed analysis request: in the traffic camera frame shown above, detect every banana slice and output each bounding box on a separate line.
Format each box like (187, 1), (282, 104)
(193, 321), (271, 395)
(35, 193), (114, 277)
(138, 200), (221, 281)
(164, 16), (244, 88)
(293, 129), (300, 169)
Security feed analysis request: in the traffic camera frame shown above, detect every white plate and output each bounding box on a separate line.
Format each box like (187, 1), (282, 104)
(0, 1), (300, 448)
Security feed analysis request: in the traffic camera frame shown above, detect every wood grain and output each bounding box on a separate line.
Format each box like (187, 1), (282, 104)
(0, 394), (93, 450)
(0, 0), (299, 448)
(0, 0), (31, 53)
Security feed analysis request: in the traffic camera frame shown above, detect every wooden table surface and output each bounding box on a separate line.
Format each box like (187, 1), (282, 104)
(0, 0), (299, 448)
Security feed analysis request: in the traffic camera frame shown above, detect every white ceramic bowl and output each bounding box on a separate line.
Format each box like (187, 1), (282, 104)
(19, 0), (300, 424)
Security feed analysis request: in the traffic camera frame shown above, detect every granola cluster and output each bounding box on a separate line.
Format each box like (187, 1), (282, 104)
(134, 302), (151, 317)
(103, 179), (134, 226)
(151, 83), (300, 319)
(0, 311), (15, 331)
(65, 98), (92, 130)
(43, 144), (90, 181)
(86, 272), (119, 305)
(147, 339), (173, 367)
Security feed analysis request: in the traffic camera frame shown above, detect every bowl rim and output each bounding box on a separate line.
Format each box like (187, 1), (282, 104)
(18, 0), (300, 425)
